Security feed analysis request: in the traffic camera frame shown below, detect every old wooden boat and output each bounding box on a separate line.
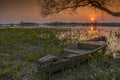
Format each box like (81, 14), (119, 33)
(37, 36), (107, 73)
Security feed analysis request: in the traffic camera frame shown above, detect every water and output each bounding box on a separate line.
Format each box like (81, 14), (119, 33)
(58, 26), (120, 58)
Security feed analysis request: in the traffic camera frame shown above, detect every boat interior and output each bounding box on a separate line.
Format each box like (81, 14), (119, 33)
(38, 40), (106, 65)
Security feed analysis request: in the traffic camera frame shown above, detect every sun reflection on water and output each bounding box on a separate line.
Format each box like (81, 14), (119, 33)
(88, 26), (96, 33)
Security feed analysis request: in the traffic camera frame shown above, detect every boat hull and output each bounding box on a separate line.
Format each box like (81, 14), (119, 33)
(37, 36), (107, 74)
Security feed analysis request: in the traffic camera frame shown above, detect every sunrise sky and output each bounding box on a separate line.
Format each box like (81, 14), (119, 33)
(0, 0), (119, 24)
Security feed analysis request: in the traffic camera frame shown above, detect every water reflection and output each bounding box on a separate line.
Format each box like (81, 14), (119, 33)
(60, 26), (120, 58)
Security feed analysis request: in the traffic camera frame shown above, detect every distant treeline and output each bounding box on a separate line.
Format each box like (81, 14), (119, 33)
(44, 22), (120, 27)
(19, 21), (39, 26)
(0, 21), (39, 27)
(0, 21), (120, 27)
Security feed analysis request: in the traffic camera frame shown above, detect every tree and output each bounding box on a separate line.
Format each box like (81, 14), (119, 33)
(37, 0), (120, 17)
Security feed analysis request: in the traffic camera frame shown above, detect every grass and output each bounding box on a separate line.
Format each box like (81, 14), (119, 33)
(0, 28), (77, 80)
(0, 28), (119, 80)
(88, 49), (108, 65)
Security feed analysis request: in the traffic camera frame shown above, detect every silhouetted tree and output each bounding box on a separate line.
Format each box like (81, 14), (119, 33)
(10, 23), (14, 26)
(37, 0), (120, 17)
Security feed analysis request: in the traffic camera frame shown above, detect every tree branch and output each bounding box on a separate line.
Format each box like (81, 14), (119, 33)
(46, 2), (90, 15)
(95, 6), (120, 17)
(90, 1), (120, 17)
(38, 0), (120, 17)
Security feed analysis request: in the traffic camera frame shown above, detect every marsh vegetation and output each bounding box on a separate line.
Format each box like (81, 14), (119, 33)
(0, 27), (120, 80)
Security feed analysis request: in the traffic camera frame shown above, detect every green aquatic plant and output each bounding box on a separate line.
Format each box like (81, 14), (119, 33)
(88, 49), (108, 65)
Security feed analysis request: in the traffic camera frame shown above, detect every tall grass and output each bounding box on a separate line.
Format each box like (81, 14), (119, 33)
(88, 49), (108, 65)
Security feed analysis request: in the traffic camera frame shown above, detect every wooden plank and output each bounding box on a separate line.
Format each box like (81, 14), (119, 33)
(66, 54), (78, 59)
(63, 48), (87, 54)
(79, 41), (105, 46)
(38, 54), (58, 63)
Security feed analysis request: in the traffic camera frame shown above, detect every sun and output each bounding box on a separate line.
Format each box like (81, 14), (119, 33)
(91, 17), (95, 21)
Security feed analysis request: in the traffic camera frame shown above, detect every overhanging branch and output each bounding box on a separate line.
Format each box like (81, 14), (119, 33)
(90, 1), (120, 17)
(94, 6), (120, 17)
(38, 0), (120, 17)
(47, 2), (90, 15)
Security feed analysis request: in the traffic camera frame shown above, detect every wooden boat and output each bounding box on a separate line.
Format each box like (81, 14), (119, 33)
(37, 36), (107, 74)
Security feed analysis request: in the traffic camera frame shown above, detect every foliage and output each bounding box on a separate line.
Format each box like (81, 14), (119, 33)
(37, 0), (120, 17)
(88, 49), (108, 65)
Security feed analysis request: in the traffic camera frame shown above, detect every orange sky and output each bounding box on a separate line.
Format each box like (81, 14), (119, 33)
(0, 0), (119, 23)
